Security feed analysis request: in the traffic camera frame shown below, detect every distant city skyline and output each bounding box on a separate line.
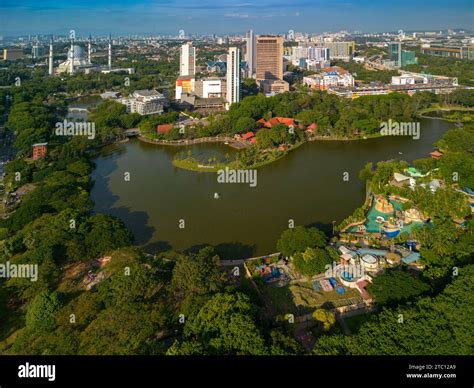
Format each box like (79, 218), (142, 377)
(1, 0), (473, 36)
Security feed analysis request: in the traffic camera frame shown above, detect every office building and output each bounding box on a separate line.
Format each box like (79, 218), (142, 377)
(180, 42), (196, 77)
(226, 47), (241, 107)
(421, 44), (474, 60)
(175, 76), (195, 100)
(314, 41), (355, 61)
(256, 35), (284, 81)
(3, 48), (25, 61)
(387, 42), (417, 67)
(31, 45), (45, 59)
(245, 30), (256, 78)
(194, 77), (224, 99)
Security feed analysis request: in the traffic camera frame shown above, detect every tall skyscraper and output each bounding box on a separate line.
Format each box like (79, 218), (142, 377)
(256, 35), (284, 81)
(226, 47), (241, 107)
(180, 42), (196, 77)
(245, 30), (256, 78)
(388, 42), (402, 67)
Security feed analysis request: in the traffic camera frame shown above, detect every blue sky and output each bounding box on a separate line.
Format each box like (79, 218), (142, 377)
(1, 0), (473, 36)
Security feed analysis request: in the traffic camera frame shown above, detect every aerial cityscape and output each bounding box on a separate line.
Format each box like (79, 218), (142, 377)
(0, 0), (473, 384)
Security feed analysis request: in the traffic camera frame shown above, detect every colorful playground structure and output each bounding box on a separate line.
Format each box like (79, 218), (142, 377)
(346, 194), (426, 239)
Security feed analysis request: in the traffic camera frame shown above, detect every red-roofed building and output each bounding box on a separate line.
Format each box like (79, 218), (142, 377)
(242, 131), (255, 140)
(260, 117), (297, 129)
(356, 280), (371, 301)
(156, 124), (174, 134)
(32, 143), (48, 160)
(249, 137), (257, 143)
(256, 118), (267, 126)
(306, 123), (317, 132)
(430, 150), (443, 159)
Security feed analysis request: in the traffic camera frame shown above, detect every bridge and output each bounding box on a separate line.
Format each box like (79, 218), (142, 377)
(124, 128), (141, 137)
(67, 107), (88, 113)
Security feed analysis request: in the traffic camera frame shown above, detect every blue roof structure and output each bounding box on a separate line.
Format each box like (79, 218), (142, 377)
(402, 252), (421, 264)
(357, 248), (388, 257)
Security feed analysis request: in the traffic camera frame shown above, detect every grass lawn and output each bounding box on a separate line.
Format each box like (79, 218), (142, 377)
(261, 284), (299, 316)
(290, 281), (362, 311)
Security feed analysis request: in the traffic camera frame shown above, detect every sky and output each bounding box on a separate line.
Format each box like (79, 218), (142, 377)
(0, 0), (473, 37)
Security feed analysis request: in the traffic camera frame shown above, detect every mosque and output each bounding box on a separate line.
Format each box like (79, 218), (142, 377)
(50, 34), (134, 75)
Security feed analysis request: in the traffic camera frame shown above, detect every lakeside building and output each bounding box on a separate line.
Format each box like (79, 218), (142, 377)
(120, 89), (166, 116)
(303, 66), (355, 90)
(226, 47), (241, 108)
(179, 42), (196, 77)
(179, 94), (226, 112)
(421, 43), (474, 60)
(176, 76), (227, 112)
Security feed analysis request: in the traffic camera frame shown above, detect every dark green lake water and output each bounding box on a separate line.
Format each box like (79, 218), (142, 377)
(91, 118), (451, 257)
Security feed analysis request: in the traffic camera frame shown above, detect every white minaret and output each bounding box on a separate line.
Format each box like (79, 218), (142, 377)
(108, 34), (112, 70)
(69, 37), (75, 75)
(88, 34), (92, 64)
(48, 37), (54, 75)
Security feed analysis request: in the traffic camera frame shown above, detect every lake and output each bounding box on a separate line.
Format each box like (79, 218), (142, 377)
(91, 118), (451, 257)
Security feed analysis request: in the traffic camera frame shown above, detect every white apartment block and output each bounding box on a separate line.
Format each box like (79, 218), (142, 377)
(180, 42), (196, 77)
(121, 90), (166, 116)
(226, 47), (241, 107)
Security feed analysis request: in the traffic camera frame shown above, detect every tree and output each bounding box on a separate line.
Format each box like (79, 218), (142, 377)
(171, 246), (224, 296)
(78, 304), (158, 355)
(80, 214), (133, 259)
(292, 247), (333, 276)
(233, 117), (256, 134)
(321, 264), (474, 355)
(277, 226), (327, 257)
(25, 290), (61, 333)
(168, 292), (267, 355)
(366, 269), (431, 307)
(255, 128), (273, 149)
(312, 309), (336, 331)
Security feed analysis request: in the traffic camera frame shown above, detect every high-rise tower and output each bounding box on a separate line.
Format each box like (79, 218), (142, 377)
(245, 30), (256, 78)
(179, 42), (195, 77)
(226, 47), (241, 108)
